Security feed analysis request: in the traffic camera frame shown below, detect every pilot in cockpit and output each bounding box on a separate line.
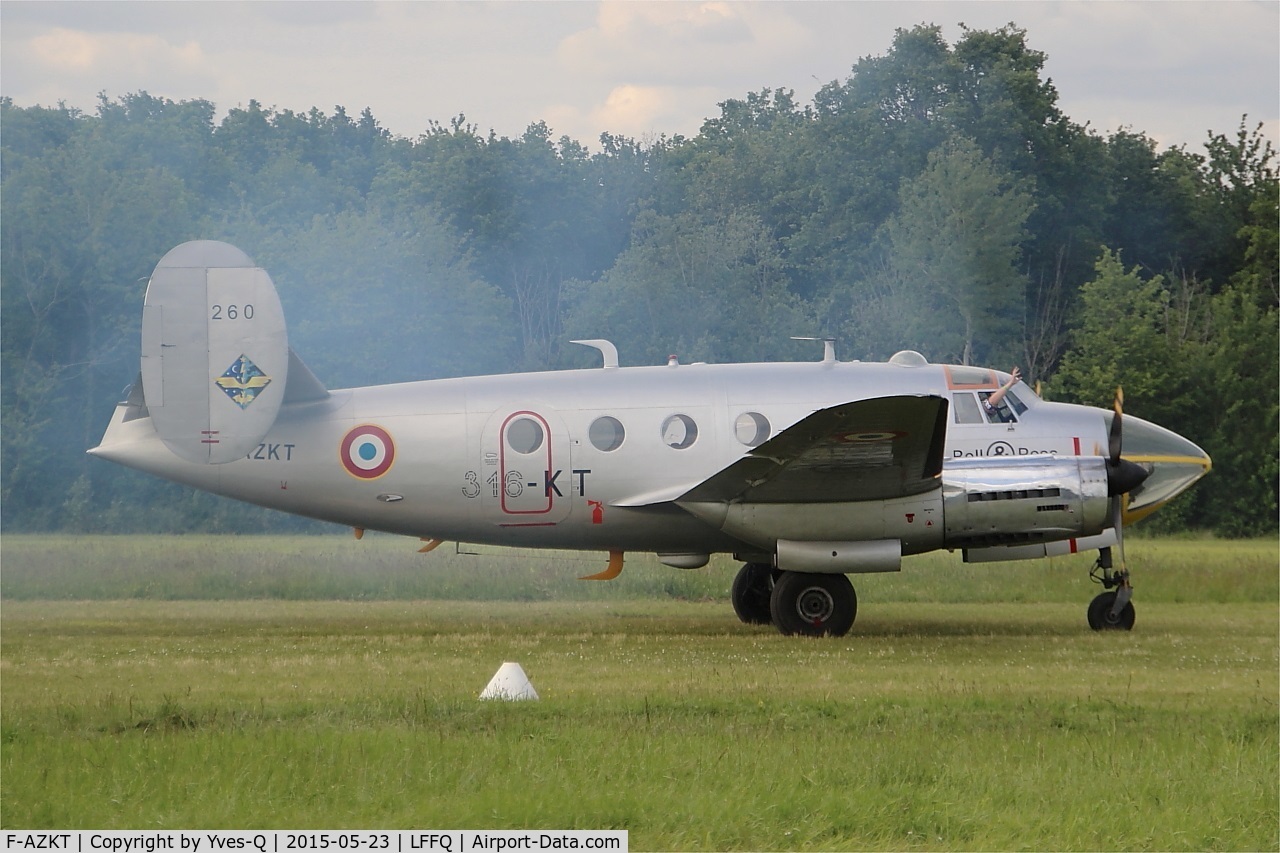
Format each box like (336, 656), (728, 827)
(981, 366), (1021, 423)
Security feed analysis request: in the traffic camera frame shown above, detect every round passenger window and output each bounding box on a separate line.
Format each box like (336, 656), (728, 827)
(589, 416), (625, 452)
(506, 417), (544, 454)
(661, 414), (698, 449)
(734, 412), (771, 447)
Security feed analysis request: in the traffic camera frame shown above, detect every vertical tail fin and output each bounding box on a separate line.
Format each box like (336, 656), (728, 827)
(140, 240), (291, 463)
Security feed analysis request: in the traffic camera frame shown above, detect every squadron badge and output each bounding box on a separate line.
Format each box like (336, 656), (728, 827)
(215, 354), (272, 409)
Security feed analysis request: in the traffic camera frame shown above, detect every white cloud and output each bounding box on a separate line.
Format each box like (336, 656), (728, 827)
(9, 23), (214, 108)
(28, 28), (100, 71)
(548, 2), (827, 140)
(596, 83), (724, 140)
(1, 1), (1274, 152)
(594, 84), (668, 133)
(559, 1), (813, 86)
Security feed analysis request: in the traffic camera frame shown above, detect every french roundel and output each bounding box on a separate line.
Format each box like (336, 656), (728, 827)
(340, 425), (396, 480)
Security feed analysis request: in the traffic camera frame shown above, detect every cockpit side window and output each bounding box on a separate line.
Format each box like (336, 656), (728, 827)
(978, 391), (1020, 424)
(952, 393), (985, 424)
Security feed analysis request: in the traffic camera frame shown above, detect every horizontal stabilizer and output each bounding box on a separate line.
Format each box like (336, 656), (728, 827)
(283, 348), (330, 404)
(140, 240), (290, 463)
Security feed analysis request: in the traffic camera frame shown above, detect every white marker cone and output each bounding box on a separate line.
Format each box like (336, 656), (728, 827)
(479, 661), (539, 701)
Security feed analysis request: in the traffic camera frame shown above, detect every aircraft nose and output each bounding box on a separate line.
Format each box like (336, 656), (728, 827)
(1118, 414), (1212, 523)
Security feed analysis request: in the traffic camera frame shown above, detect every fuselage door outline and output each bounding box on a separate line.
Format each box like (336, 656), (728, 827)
(482, 407), (572, 524)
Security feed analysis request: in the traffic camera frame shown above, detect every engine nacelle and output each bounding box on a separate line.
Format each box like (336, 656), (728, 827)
(682, 456), (1112, 573)
(941, 456), (1111, 549)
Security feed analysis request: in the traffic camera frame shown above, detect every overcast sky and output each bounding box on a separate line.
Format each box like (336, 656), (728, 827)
(3, 1), (1277, 154)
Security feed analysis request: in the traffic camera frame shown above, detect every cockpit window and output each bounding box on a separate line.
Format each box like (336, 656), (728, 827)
(945, 366), (997, 388)
(952, 393), (985, 424)
(978, 391), (1019, 424)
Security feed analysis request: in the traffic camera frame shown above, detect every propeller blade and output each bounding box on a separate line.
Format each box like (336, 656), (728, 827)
(1108, 386), (1124, 463)
(1110, 494), (1127, 571)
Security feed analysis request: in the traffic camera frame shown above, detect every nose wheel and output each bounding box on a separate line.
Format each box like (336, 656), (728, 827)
(1088, 549), (1135, 631)
(1088, 590), (1135, 630)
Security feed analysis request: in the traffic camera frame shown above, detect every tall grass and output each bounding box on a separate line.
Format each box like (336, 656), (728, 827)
(2, 534), (1275, 604)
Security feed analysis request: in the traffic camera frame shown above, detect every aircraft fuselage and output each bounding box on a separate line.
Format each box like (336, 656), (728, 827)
(93, 356), (1202, 560)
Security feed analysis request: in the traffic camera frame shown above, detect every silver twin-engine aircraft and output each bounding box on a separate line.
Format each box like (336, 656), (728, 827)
(91, 241), (1212, 636)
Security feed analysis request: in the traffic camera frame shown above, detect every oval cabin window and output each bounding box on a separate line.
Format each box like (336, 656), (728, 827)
(506, 417), (544, 454)
(734, 412), (771, 447)
(589, 416), (625, 452)
(661, 414), (698, 449)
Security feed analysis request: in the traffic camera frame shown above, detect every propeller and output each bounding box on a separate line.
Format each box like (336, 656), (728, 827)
(1087, 387), (1151, 628)
(1104, 387), (1151, 576)
(1106, 387), (1150, 498)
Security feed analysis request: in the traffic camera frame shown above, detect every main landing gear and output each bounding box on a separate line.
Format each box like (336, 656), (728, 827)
(1087, 546), (1135, 631)
(730, 562), (777, 625)
(731, 563), (857, 637)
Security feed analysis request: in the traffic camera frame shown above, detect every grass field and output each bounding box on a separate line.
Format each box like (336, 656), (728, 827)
(1, 535), (1276, 850)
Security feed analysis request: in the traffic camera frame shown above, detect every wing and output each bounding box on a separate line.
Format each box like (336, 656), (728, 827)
(678, 395), (949, 504)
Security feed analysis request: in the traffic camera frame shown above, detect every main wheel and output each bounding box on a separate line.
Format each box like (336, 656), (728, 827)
(731, 562), (777, 625)
(1087, 591), (1136, 631)
(770, 572), (856, 637)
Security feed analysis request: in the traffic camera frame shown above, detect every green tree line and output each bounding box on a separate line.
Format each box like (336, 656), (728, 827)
(2, 24), (1275, 535)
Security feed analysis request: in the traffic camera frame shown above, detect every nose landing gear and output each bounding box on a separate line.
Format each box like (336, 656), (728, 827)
(1088, 547), (1135, 631)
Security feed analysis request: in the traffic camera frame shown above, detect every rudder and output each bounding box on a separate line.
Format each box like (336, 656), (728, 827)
(140, 240), (289, 463)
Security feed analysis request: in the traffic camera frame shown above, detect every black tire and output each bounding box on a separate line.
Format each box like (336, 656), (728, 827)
(1087, 591), (1136, 631)
(770, 572), (856, 637)
(731, 563), (776, 625)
